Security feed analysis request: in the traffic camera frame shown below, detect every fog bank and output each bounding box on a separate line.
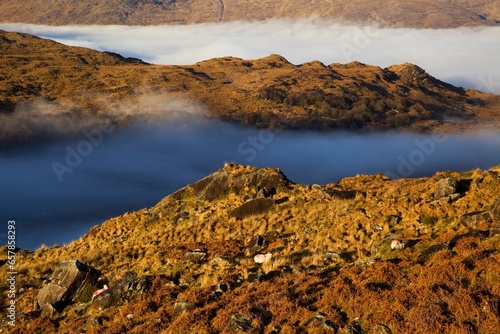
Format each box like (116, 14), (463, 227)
(1, 119), (499, 250)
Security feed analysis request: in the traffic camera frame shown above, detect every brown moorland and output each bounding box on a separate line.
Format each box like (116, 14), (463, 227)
(1, 163), (499, 333)
(0, 0), (498, 28)
(1, 30), (499, 147)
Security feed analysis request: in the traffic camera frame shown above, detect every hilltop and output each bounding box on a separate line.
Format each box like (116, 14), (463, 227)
(1, 30), (499, 146)
(1, 163), (499, 333)
(0, 0), (498, 28)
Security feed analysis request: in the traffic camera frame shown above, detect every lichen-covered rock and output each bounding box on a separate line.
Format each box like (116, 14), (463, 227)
(229, 313), (253, 332)
(37, 260), (100, 314)
(435, 177), (458, 199)
(460, 210), (492, 228)
(416, 243), (449, 264)
(173, 301), (196, 318)
(92, 275), (153, 310)
(230, 198), (275, 219)
(490, 199), (500, 221)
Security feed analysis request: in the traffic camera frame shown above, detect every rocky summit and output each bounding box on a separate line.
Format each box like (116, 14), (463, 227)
(1, 163), (500, 333)
(1, 30), (500, 147)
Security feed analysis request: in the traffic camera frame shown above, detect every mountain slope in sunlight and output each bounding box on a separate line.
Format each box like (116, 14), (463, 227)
(0, 0), (498, 28)
(1, 30), (499, 147)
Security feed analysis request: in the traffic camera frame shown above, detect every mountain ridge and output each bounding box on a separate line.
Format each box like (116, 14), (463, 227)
(1, 29), (499, 147)
(0, 0), (499, 28)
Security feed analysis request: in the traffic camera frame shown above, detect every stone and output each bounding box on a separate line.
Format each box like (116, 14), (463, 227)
(416, 243), (449, 264)
(375, 324), (393, 334)
(92, 275), (153, 310)
(255, 187), (272, 199)
(304, 312), (337, 332)
(183, 250), (207, 263)
(248, 235), (266, 251)
(173, 301), (196, 318)
(203, 172), (229, 201)
(229, 313), (253, 332)
(449, 230), (488, 249)
(387, 215), (401, 226)
(490, 199), (500, 221)
(435, 177), (458, 199)
(37, 260), (101, 314)
(230, 198), (275, 219)
(489, 224), (500, 238)
(460, 211), (492, 228)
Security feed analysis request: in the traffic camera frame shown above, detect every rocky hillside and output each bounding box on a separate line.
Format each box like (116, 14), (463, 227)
(1, 163), (499, 333)
(1, 30), (499, 147)
(0, 0), (498, 28)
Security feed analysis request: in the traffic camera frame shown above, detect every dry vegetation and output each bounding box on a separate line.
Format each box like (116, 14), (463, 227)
(1, 163), (499, 333)
(1, 29), (500, 147)
(0, 0), (498, 28)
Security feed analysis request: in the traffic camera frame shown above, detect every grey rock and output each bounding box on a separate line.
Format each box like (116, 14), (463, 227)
(375, 324), (392, 334)
(229, 313), (253, 332)
(304, 312), (337, 332)
(387, 215), (401, 226)
(248, 235), (266, 253)
(489, 224), (500, 238)
(92, 275), (153, 310)
(184, 250), (207, 263)
(460, 210), (492, 228)
(230, 198), (275, 219)
(490, 199), (500, 221)
(449, 230), (488, 249)
(173, 301), (196, 318)
(435, 177), (457, 199)
(255, 187), (271, 199)
(416, 243), (449, 264)
(37, 260), (100, 314)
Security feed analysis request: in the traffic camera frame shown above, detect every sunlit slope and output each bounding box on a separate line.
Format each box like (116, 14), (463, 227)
(0, 0), (498, 28)
(1, 30), (499, 146)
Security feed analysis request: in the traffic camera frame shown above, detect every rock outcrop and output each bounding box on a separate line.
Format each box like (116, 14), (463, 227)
(37, 260), (100, 315)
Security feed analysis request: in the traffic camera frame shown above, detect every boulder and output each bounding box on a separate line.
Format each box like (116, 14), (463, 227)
(92, 275), (153, 310)
(489, 224), (500, 238)
(449, 230), (488, 249)
(435, 177), (458, 199)
(460, 211), (492, 228)
(229, 313), (253, 332)
(183, 249), (207, 263)
(37, 260), (100, 314)
(230, 198), (275, 219)
(173, 301), (196, 318)
(490, 199), (500, 221)
(375, 324), (393, 334)
(416, 243), (449, 264)
(255, 187), (272, 199)
(303, 312), (337, 332)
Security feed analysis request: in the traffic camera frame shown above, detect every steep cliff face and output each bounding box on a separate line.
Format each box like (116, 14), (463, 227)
(1, 163), (500, 333)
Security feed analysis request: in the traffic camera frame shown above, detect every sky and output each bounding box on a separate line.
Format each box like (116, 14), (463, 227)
(1, 19), (499, 93)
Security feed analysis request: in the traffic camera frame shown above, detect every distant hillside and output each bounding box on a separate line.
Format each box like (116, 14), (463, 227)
(1, 163), (500, 333)
(0, 0), (499, 28)
(1, 29), (500, 146)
